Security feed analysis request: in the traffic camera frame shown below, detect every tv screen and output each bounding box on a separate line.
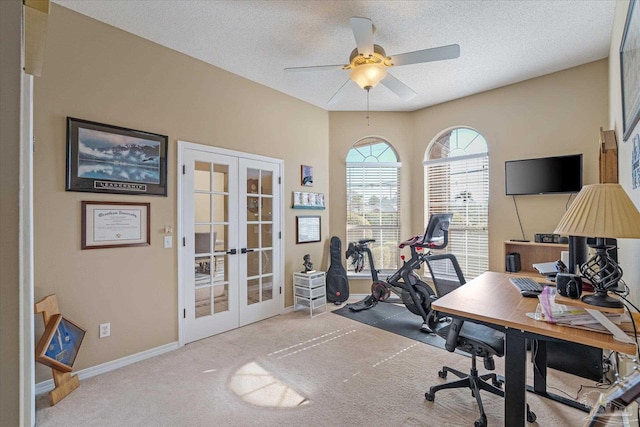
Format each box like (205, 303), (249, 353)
(505, 154), (582, 195)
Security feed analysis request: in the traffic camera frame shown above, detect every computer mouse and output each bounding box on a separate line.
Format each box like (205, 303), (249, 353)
(520, 290), (541, 298)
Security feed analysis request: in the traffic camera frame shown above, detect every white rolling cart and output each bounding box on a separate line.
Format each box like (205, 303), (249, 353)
(293, 271), (327, 317)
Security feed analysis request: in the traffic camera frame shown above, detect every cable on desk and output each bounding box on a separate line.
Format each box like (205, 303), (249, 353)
(531, 339), (611, 402)
(512, 196), (525, 241)
(565, 193), (574, 211)
(617, 297), (640, 354)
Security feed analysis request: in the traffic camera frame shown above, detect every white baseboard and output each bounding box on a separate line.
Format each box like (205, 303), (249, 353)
(35, 341), (179, 396)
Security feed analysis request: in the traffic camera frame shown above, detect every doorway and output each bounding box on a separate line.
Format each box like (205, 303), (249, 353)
(178, 142), (283, 344)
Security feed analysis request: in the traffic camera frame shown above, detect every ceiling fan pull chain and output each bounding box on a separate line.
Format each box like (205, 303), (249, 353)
(366, 88), (370, 126)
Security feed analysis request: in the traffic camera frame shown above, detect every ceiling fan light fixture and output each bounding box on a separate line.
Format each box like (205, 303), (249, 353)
(350, 63), (387, 90)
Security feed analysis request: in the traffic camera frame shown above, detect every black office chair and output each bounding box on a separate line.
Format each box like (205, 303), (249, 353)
(423, 254), (536, 427)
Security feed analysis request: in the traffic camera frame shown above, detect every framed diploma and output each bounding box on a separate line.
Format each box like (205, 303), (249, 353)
(35, 313), (86, 373)
(81, 201), (150, 249)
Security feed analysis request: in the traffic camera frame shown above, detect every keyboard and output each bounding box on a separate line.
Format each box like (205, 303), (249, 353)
(509, 277), (545, 293)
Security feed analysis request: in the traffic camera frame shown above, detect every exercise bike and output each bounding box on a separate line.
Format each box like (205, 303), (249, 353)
(346, 213), (453, 333)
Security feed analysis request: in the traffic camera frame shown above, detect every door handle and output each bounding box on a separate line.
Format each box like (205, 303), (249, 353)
(226, 249), (237, 255)
(241, 248), (255, 254)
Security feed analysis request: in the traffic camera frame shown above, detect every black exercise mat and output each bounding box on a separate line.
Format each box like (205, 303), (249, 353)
(332, 300), (449, 350)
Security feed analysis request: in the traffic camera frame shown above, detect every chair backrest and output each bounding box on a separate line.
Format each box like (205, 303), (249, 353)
(424, 253), (466, 298)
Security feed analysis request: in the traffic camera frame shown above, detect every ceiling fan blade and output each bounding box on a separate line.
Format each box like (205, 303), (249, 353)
(350, 17), (374, 57)
(380, 73), (417, 101)
(328, 79), (352, 105)
(284, 64), (345, 72)
(390, 44), (460, 67)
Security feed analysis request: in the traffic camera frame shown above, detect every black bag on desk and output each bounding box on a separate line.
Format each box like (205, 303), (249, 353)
(556, 273), (582, 299)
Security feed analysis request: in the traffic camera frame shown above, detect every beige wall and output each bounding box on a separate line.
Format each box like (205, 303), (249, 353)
(330, 60), (608, 294)
(25, 0), (639, 391)
(33, 4), (328, 382)
(609, 0), (640, 306)
(1, 1), (23, 424)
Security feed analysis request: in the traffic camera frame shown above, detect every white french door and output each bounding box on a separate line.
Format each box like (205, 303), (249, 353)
(180, 143), (282, 344)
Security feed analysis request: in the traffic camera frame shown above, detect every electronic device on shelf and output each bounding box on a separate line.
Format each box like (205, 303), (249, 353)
(505, 154), (582, 196)
(509, 277), (546, 293)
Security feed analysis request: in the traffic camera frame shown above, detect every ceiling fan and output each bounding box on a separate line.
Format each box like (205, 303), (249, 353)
(285, 16), (460, 105)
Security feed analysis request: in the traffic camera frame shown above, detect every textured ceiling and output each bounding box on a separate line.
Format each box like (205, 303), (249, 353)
(52, 0), (616, 112)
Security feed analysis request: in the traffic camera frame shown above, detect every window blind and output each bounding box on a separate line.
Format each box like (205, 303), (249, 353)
(424, 155), (489, 279)
(346, 163), (401, 273)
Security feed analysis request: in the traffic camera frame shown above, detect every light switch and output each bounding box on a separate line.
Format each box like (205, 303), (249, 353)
(164, 236), (173, 248)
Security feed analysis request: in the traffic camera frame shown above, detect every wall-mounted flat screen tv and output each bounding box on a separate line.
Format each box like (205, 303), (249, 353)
(505, 154), (582, 195)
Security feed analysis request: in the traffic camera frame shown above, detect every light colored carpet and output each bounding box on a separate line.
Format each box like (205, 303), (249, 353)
(36, 300), (604, 426)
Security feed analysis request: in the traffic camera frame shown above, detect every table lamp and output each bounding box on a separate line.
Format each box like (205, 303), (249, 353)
(555, 183), (640, 308)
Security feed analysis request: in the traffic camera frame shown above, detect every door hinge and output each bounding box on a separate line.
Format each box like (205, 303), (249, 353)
(278, 176), (281, 184)
(183, 237), (186, 247)
(183, 308), (186, 318)
(182, 165), (186, 175)
(278, 231), (282, 239)
(279, 287), (282, 295)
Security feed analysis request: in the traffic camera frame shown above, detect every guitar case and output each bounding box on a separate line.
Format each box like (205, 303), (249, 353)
(326, 236), (349, 303)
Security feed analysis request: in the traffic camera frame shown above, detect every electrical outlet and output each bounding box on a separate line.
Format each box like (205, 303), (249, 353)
(99, 322), (110, 338)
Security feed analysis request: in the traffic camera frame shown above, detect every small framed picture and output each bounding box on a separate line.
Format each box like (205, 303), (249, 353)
(66, 117), (168, 196)
(35, 314), (86, 373)
(82, 201), (150, 249)
(301, 165), (313, 187)
(296, 215), (321, 243)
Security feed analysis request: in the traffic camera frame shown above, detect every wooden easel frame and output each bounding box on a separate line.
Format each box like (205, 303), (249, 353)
(35, 295), (83, 405)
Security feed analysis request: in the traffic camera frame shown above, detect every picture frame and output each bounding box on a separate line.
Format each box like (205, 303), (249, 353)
(620, 0), (640, 141)
(296, 215), (321, 243)
(292, 191), (325, 209)
(35, 313), (86, 373)
(82, 201), (150, 249)
(66, 117), (168, 196)
(301, 165), (313, 186)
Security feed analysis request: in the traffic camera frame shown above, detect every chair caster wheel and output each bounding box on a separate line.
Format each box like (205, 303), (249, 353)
(425, 391), (435, 402)
(474, 415), (487, 427)
(438, 370), (447, 379)
(492, 379), (503, 388)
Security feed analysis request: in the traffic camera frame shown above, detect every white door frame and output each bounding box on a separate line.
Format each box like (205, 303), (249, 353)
(177, 140), (284, 347)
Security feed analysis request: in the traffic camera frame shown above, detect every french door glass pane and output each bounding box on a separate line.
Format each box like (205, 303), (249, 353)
(261, 197), (272, 221)
(261, 170), (273, 195)
(247, 278), (260, 305)
(262, 225), (272, 248)
(194, 162), (211, 192)
(194, 194), (211, 223)
(195, 287), (211, 318)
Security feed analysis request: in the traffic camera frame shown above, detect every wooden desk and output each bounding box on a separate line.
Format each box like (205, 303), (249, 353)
(431, 271), (636, 427)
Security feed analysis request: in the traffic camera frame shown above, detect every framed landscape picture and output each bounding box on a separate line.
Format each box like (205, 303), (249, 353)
(66, 117), (168, 196)
(620, 0), (640, 141)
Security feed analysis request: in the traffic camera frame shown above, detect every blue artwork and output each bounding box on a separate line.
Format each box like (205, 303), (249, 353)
(44, 317), (85, 369)
(77, 128), (161, 184)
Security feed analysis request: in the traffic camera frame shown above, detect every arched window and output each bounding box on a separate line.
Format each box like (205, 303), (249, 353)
(346, 138), (401, 274)
(424, 127), (489, 279)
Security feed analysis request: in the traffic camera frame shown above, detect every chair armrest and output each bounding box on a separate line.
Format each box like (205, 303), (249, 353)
(445, 318), (464, 352)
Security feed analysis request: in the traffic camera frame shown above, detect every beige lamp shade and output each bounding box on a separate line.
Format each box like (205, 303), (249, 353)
(350, 63), (387, 90)
(554, 184), (640, 238)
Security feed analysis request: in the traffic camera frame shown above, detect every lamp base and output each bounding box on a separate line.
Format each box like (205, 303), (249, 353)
(581, 292), (623, 309)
